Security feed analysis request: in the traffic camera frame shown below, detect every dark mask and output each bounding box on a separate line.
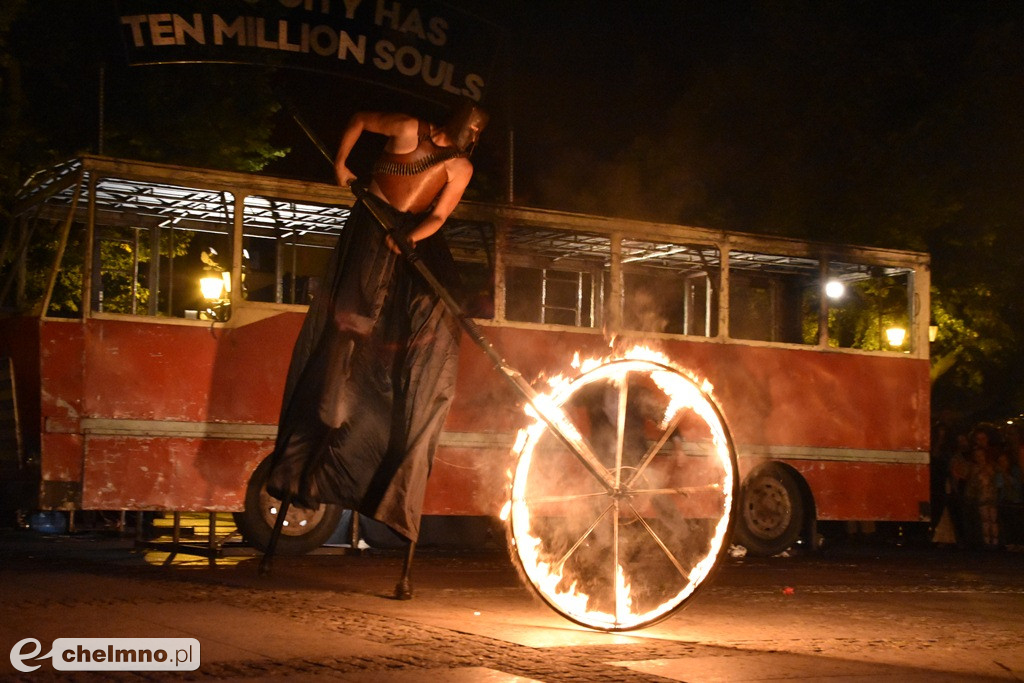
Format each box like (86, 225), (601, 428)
(443, 101), (489, 155)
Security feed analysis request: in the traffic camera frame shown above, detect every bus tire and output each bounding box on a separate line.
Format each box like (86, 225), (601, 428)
(735, 463), (804, 556)
(233, 456), (343, 556)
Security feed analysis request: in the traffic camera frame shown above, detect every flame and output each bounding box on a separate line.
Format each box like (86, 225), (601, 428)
(508, 344), (734, 631)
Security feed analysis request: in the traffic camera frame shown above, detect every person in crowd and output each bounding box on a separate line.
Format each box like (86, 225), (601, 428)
(945, 432), (973, 547)
(929, 420), (955, 544)
(965, 445), (999, 549)
(994, 449), (1023, 549)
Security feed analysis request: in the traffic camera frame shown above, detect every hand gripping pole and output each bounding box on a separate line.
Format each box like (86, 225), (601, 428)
(350, 185), (616, 493)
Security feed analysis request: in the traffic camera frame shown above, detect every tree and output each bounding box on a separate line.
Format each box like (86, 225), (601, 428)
(0, 1), (288, 225)
(514, 1), (1024, 420)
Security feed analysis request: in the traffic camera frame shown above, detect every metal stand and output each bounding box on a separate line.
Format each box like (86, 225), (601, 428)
(258, 493), (292, 577)
(134, 511), (244, 566)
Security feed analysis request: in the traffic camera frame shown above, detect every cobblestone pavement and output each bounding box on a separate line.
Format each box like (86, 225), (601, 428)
(2, 528), (1023, 681)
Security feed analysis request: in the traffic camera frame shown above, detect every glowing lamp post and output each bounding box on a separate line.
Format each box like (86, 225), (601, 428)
(885, 326), (907, 348)
(825, 280), (845, 299)
(200, 273), (226, 300)
(200, 271), (231, 321)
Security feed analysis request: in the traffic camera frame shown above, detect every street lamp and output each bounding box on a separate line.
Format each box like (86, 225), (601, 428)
(200, 270), (231, 321)
(200, 272), (227, 300)
(885, 326), (906, 347)
(825, 280), (845, 299)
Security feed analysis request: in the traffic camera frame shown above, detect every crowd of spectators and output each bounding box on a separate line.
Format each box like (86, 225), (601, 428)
(930, 418), (1024, 551)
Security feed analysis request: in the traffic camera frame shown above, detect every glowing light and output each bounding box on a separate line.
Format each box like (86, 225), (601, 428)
(825, 280), (845, 299)
(885, 327), (907, 347)
(200, 275), (225, 300)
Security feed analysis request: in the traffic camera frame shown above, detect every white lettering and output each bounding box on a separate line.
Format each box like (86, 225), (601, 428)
(421, 54), (447, 87)
(374, 0), (401, 28)
(120, 15), (148, 46)
(149, 13), (175, 46)
(373, 39), (395, 69)
(173, 13), (205, 45)
(9, 638), (49, 673)
(463, 73), (484, 101)
(310, 25), (337, 56)
(278, 19), (301, 51)
(212, 15), (246, 46)
(393, 45), (421, 76)
(338, 31), (366, 62)
(398, 8), (425, 39)
(426, 16), (447, 46)
(255, 18), (278, 49)
(342, 0), (362, 20)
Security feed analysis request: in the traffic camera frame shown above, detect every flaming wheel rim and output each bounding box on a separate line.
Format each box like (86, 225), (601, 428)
(507, 357), (738, 632)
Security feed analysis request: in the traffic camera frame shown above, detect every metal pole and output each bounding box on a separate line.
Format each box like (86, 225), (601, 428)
(352, 186), (615, 492)
(97, 65), (105, 155)
(259, 493), (292, 577)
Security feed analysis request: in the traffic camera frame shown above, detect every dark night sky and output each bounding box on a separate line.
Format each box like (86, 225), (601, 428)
(258, 1), (1023, 237)
(10, 1), (1020, 237)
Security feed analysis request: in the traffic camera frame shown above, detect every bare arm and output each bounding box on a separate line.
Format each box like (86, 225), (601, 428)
(334, 112), (419, 187)
(406, 157), (474, 244)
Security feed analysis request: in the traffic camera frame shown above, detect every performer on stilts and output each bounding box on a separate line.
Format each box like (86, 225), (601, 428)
(262, 100), (488, 597)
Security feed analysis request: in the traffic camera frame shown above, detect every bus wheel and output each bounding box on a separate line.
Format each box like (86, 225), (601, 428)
(233, 457), (343, 555)
(735, 464), (804, 556)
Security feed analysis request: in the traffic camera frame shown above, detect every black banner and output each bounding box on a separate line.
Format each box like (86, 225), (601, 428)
(116, 0), (502, 106)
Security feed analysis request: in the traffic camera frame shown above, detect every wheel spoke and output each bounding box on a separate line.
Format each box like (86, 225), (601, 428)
(625, 501), (690, 581)
(524, 491), (609, 505)
(627, 483), (723, 497)
(625, 409), (685, 488)
(612, 498), (621, 624)
(614, 372), (629, 487)
(553, 502), (613, 570)
(528, 395), (619, 492)
(533, 409), (621, 493)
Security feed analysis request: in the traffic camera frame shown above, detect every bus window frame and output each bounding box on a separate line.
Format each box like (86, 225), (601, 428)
(9, 157), (930, 361)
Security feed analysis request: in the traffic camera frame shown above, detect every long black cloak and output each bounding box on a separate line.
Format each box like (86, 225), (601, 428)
(266, 193), (461, 541)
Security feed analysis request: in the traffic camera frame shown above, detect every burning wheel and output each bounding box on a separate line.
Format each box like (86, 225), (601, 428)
(507, 356), (738, 631)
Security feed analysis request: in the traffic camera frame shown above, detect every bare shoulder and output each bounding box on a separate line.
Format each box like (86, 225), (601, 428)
(445, 156), (474, 184)
(357, 112), (419, 144)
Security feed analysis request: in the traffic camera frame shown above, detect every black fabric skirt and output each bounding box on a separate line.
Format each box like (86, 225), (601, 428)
(266, 195), (461, 541)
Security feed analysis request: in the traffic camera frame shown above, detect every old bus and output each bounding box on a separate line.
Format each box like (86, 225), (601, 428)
(1, 155), (930, 557)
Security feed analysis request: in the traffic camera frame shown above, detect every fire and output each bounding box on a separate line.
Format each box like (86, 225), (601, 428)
(507, 344), (735, 631)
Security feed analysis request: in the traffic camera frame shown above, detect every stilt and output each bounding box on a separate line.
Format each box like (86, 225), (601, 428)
(259, 493), (292, 577)
(349, 511), (361, 548)
(394, 539), (416, 600)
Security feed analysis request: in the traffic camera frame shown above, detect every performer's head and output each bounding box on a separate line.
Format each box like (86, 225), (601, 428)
(442, 99), (489, 155)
